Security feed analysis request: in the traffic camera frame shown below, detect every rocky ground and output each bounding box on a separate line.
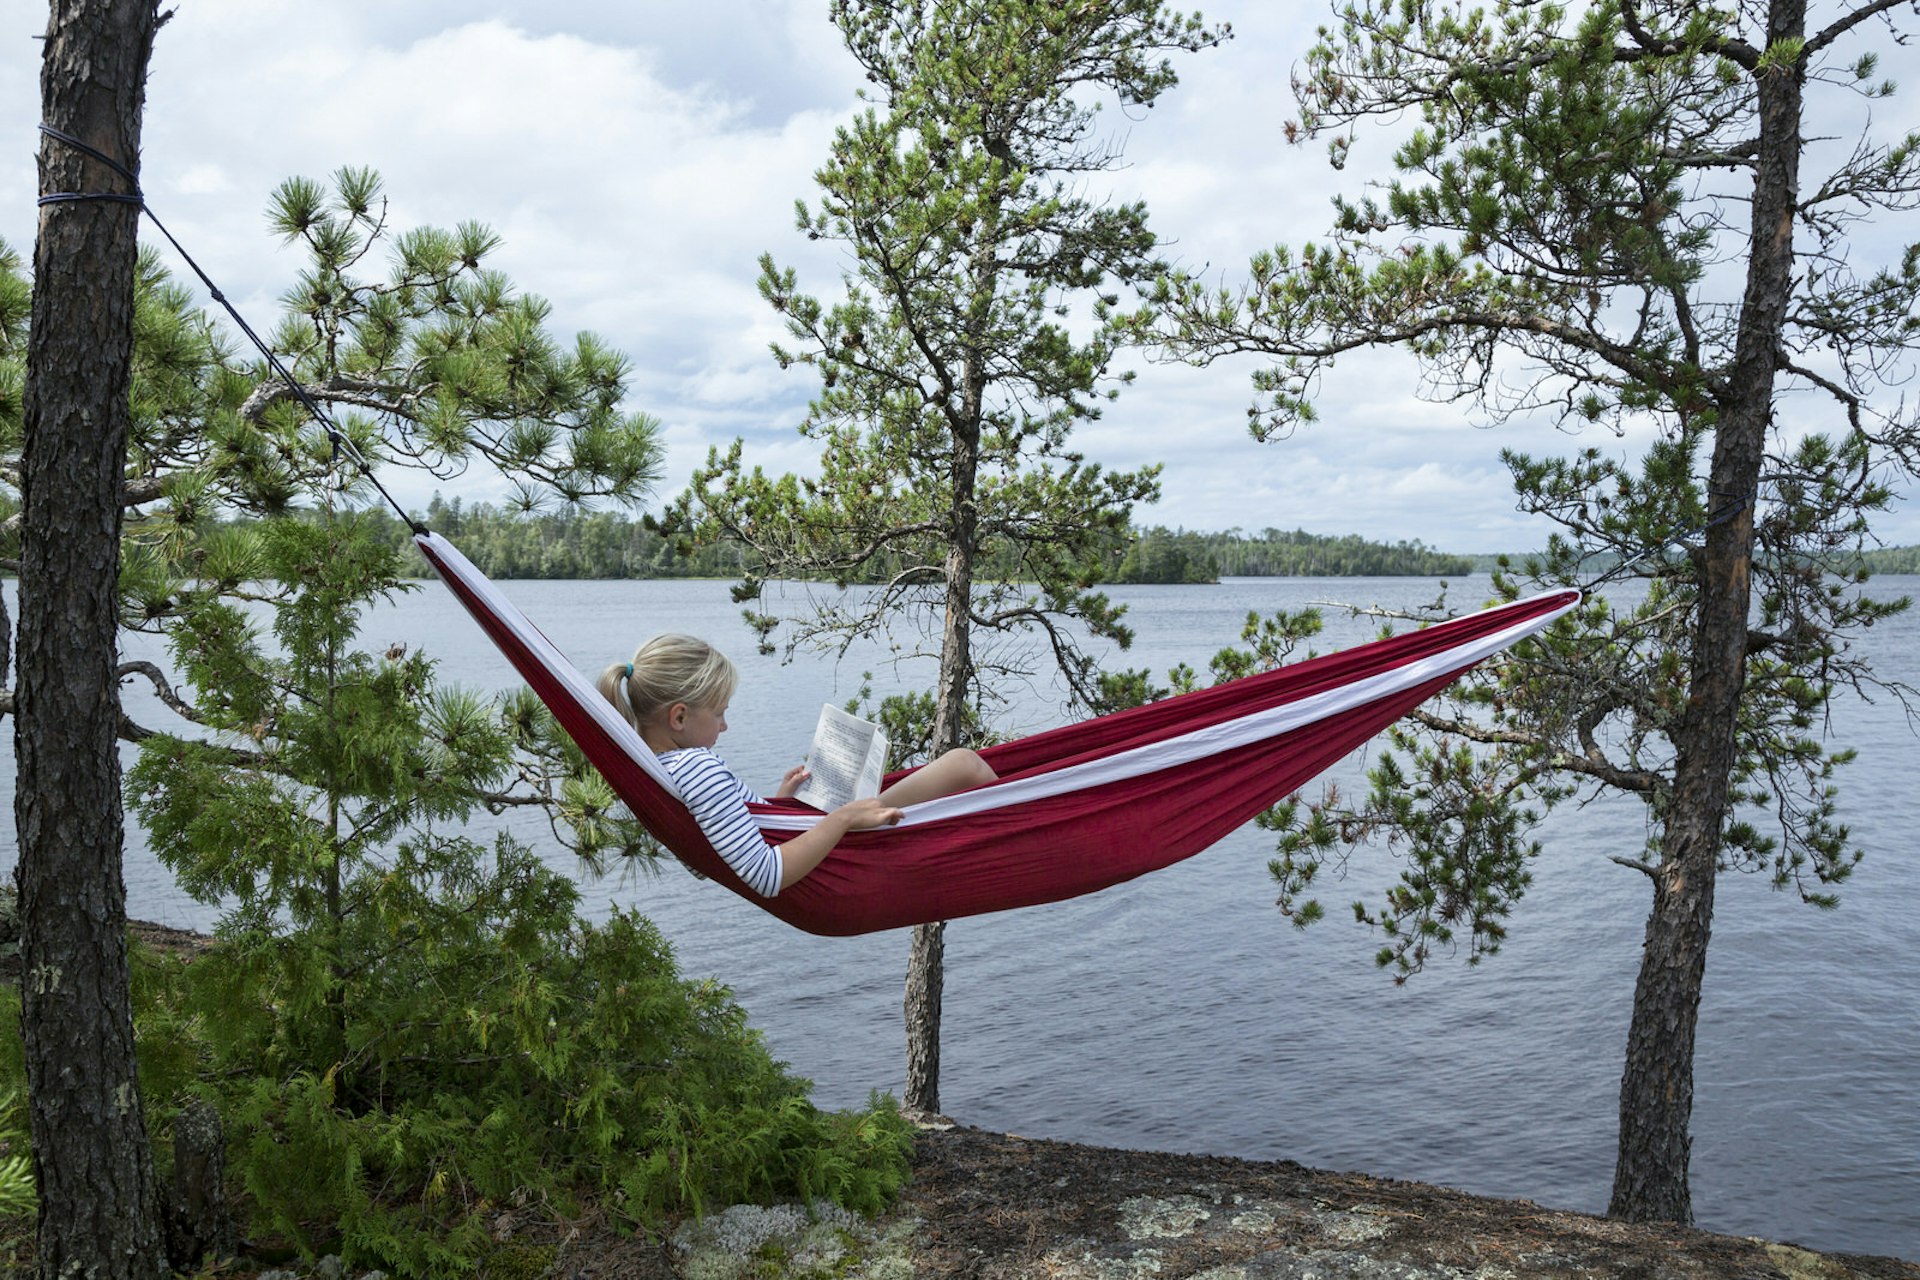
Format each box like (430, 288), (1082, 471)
(549, 1120), (1920, 1280)
(8, 1116), (1915, 1278)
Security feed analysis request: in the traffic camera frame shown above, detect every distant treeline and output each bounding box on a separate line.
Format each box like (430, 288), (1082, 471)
(1114, 526), (1475, 582)
(339, 503), (1479, 582)
(1858, 545), (1920, 575)
(364, 496), (753, 579)
(1454, 546), (1920, 577)
(294, 499), (1920, 583)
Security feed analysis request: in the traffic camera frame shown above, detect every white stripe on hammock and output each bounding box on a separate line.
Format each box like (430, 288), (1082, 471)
(753, 592), (1577, 832)
(421, 533), (686, 802)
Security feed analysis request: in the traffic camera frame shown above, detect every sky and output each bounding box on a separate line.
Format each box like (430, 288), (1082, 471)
(3, 0), (1916, 554)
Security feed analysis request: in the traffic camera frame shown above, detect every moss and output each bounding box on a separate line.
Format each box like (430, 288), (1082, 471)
(1763, 1243), (1861, 1279)
(482, 1241), (556, 1280)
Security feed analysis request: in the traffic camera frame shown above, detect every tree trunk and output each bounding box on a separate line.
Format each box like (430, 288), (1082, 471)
(1608, 0), (1804, 1224)
(161, 1100), (235, 1266)
(15, 2), (168, 1276)
(902, 920), (946, 1114)
(1608, 837), (1717, 1222)
(903, 364), (986, 1116)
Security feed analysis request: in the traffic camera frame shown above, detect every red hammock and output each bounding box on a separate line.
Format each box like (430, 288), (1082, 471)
(418, 532), (1578, 937)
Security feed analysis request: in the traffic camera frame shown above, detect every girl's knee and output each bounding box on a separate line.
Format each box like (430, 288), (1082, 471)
(953, 748), (996, 786)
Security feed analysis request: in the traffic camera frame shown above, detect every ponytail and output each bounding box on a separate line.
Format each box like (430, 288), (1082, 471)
(598, 634), (737, 731)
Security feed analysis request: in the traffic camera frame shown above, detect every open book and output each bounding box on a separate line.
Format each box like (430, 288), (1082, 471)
(794, 703), (890, 811)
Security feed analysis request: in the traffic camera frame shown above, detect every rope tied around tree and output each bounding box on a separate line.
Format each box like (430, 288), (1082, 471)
(36, 123), (427, 536)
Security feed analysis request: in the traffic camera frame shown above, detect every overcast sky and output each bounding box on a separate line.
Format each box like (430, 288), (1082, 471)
(4, 1), (1916, 553)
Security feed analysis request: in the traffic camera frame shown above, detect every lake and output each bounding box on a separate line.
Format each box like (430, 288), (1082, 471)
(2, 572), (1915, 1260)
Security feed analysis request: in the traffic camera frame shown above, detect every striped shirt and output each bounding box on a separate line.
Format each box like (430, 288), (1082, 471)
(657, 748), (784, 897)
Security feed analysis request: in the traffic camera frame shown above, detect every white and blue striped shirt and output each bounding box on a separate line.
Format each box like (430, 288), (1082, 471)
(657, 748), (784, 897)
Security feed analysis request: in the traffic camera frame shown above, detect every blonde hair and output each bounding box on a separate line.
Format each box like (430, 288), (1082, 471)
(598, 633), (738, 731)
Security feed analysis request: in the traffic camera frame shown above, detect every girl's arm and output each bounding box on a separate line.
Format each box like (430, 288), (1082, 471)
(774, 749), (994, 890)
(777, 797), (902, 890)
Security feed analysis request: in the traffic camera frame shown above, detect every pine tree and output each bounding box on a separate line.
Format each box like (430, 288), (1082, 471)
(665, 0), (1226, 1114)
(1144, 0), (1920, 1223)
(115, 509), (913, 1272)
(5, 167), (665, 828)
(1, 155), (926, 1268)
(13, 3), (169, 1275)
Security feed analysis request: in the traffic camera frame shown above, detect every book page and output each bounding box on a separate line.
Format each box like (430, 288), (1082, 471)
(795, 703), (889, 810)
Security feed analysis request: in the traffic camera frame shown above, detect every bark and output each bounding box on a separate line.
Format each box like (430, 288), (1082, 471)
(903, 921), (946, 1114)
(16, 2), (169, 1276)
(162, 1100), (235, 1266)
(1607, 0), (1805, 1224)
(903, 332), (988, 1116)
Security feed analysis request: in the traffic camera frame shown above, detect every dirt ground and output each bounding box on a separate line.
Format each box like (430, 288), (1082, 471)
(553, 1121), (1920, 1280)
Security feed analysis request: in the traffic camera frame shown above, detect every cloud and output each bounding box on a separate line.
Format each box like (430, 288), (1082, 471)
(5, 1), (1917, 551)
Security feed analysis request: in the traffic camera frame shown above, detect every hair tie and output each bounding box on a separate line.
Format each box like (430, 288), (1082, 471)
(623, 663), (634, 678)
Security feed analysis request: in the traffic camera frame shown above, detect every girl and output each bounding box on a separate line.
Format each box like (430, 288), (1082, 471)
(598, 634), (996, 896)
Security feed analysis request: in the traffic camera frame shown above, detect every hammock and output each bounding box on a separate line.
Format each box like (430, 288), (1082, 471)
(418, 532), (1579, 937)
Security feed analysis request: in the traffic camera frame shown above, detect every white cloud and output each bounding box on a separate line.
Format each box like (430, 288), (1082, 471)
(4, 1), (1917, 550)
(166, 164), (231, 196)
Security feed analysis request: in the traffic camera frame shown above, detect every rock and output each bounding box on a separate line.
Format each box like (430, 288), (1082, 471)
(1199, 1249), (1466, 1279)
(892, 1125), (1920, 1279)
(669, 1201), (916, 1280)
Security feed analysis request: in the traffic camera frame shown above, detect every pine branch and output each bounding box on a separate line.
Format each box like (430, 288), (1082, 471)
(116, 659), (205, 725)
(238, 372), (418, 425)
(1404, 705), (1664, 795)
(1807, 0), (1913, 57)
(1779, 354), (1867, 432)
(1619, 0), (1762, 68)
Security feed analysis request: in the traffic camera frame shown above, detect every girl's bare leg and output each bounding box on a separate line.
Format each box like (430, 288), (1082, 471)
(878, 748), (997, 808)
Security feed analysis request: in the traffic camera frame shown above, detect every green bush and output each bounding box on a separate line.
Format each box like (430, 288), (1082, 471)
(1, 841), (910, 1278)
(197, 836), (909, 1265)
(1, 514), (915, 1278)
(0, 1088), (33, 1219)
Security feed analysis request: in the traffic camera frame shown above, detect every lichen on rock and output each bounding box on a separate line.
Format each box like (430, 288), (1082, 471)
(669, 1201), (917, 1280)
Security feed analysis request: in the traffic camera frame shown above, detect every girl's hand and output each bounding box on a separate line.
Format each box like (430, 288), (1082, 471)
(835, 797), (905, 830)
(776, 764), (810, 798)
(773, 794), (906, 892)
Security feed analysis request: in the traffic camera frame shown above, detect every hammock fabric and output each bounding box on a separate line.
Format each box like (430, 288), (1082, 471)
(418, 532), (1579, 937)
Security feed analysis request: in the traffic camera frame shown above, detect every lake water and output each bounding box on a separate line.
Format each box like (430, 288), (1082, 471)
(3, 572), (1916, 1260)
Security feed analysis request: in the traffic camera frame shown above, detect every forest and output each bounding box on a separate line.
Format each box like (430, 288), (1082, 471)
(1115, 525), (1474, 580)
(333, 499), (1480, 582)
(300, 500), (1920, 584)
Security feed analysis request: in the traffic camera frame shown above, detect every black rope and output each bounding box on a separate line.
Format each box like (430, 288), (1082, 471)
(38, 191), (144, 206)
(35, 122), (139, 191)
(35, 123), (429, 536)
